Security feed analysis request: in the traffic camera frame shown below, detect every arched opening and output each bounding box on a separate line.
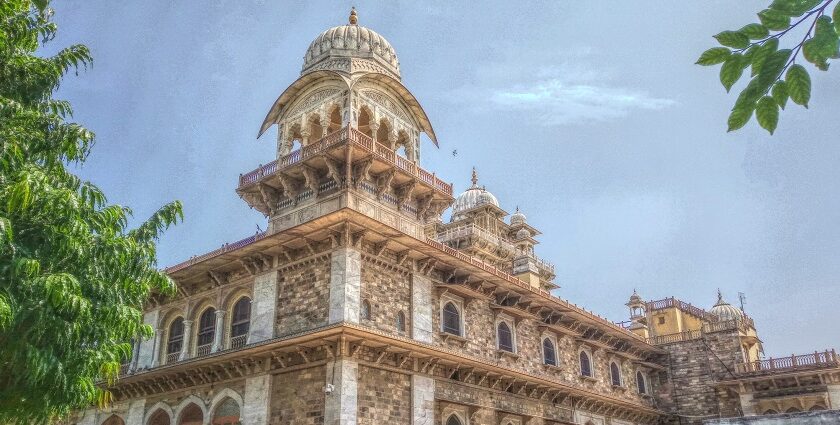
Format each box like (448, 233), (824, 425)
(785, 407), (801, 413)
(358, 107), (373, 138)
(579, 351), (592, 377)
(230, 297), (251, 349)
(543, 338), (557, 366)
(327, 106), (342, 133)
(166, 317), (185, 364)
(497, 322), (514, 352)
(610, 362), (622, 386)
(376, 119), (391, 147)
(396, 311), (406, 332)
(395, 130), (409, 158)
(147, 409), (171, 425)
(445, 414), (463, 425)
(178, 403), (203, 425)
(306, 115), (323, 145)
(442, 302), (461, 336)
(102, 415), (125, 425)
(361, 300), (372, 320)
(196, 307), (216, 356)
(636, 371), (647, 394)
(763, 409), (778, 415)
(810, 404), (826, 412)
(211, 397), (241, 425)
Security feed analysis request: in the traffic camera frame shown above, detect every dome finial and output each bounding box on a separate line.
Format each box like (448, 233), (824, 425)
(471, 167), (478, 187)
(349, 7), (358, 25)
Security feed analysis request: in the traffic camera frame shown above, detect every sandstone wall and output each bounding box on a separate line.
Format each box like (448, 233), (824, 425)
(270, 366), (327, 424)
(275, 255), (331, 336)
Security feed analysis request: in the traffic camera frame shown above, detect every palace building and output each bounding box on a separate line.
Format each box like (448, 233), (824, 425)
(71, 9), (840, 425)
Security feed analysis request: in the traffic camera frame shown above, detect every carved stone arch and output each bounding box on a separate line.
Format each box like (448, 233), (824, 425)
(259, 70), (350, 138)
(173, 395), (208, 424)
(221, 288), (253, 313)
(208, 388), (244, 420)
(357, 104), (375, 138)
(352, 73), (437, 145)
(157, 306), (186, 331)
(325, 102), (343, 133)
(144, 402), (174, 425)
(188, 297), (218, 323)
(100, 413), (126, 425)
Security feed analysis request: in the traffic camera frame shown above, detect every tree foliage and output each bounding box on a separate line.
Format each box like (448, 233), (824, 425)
(697, 0), (840, 134)
(0, 1), (182, 422)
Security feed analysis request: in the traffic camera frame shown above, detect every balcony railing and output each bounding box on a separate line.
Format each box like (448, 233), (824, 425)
(196, 344), (212, 358)
(647, 329), (703, 345)
(165, 352), (180, 365)
(735, 350), (839, 375)
(437, 224), (516, 253)
(230, 334), (247, 349)
(515, 250), (556, 274)
(238, 126), (453, 196)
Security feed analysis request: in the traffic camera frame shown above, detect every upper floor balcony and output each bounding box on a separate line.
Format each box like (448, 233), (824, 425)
(734, 349), (839, 376)
(436, 223), (517, 254)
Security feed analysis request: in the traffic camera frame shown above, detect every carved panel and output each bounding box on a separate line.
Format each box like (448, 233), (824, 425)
(285, 88), (342, 120)
(360, 89), (411, 123)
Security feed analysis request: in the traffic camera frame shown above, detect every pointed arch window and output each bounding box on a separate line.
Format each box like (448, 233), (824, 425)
(446, 414), (463, 425)
(396, 311), (406, 332)
(211, 397), (241, 425)
(196, 308), (216, 354)
(610, 362), (622, 386)
(442, 302), (461, 336)
(101, 415), (125, 425)
(543, 338), (557, 366)
(166, 317), (185, 356)
(179, 403), (203, 425)
(148, 409), (171, 425)
(636, 371), (647, 394)
(497, 322), (514, 352)
(579, 351), (592, 377)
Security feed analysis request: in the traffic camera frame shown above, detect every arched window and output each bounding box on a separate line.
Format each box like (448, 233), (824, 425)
(327, 106), (342, 134)
(785, 407), (801, 413)
(196, 307), (216, 356)
(497, 322), (514, 352)
(810, 404), (826, 412)
(442, 302), (461, 336)
(445, 414), (463, 425)
(178, 403), (203, 425)
(147, 409), (171, 425)
(636, 371), (647, 394)
(230, 297), (251, 346)
(543, 338), (557, 366)
(361, 300), (371, 320)
(610, 362), (622, 386)
(358, 108), (373, 138)
(763, 409), (778, 415)
(396, 311), (406, 332)
(579, 351), (592, 377)
(102, 415), (125, 425)
(211, 397), (241, 425)
(166, 317), (185, 361)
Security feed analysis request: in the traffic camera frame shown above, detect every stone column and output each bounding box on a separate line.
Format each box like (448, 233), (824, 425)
(248, 271), (278, 344)
(328, 248), (361, 324)
(411, 274), (433, 343)
(125, 399), (147, 425)
(136, 309), (160, 369)
(243, 373), (272, 425)
(411, 375), (434, 425)
(150, 328), (163, 368)
(368, 122), (380, 143)
(739, 392), (755, 416)
(828, 384), (840, 409)
(212, 310), (226, 352)
(325, 359), (358, 425)
(178, 320), (193, 361)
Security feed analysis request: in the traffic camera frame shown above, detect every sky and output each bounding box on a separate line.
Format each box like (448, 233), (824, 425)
(50, 1), (840, 357)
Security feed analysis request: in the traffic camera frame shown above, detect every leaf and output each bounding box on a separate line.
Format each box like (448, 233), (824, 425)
(835, 2), (840, 33)
(770, 0), (822, 16)
(728, 105), (754, 132)
(751, 39), (779, 76)
(756, 96), (780, 134)
(772, 80), (789, 109)
(696, 47), (732, 65)
(714, 31), (750, 49)
(786, 64), (811, 107)
(759, 9), (792, 30)
(739, 23), (770, 39)
(756, 49), (792, 89)
(720, 54), (745, 91)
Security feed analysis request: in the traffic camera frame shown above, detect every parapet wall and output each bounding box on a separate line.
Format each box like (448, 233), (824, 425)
(704, 409), (840, 425)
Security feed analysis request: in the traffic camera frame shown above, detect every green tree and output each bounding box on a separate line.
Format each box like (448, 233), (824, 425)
(697, 0), (840, 134)
(0, 1), (182, 422)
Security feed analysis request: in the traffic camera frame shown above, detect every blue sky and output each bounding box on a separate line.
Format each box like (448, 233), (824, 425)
(51, 1), (840, 356)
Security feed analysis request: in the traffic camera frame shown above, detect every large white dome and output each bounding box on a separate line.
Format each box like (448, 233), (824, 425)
(450, 168), (500, 222)
(710, 292), (744, 322)
(301, 8), (401, 79)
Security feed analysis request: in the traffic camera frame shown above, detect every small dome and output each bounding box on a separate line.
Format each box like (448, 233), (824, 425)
(451, 168), (500, 221)
(301, 8), (400, 78)
(710, 291), (744, 321)
(628, 290), (643, 304)
(515, 228), (531, 240)
(510, 207), (527, 225)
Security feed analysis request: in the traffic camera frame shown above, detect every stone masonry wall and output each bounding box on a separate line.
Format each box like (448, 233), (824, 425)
(357, 365), (411, 424)
(270, 365), (326, 425)
(275, 255), (331, 336)
(360, 255), (411, 337)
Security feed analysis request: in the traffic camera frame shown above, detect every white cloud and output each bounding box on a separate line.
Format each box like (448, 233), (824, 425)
(491, 78), (675, 125)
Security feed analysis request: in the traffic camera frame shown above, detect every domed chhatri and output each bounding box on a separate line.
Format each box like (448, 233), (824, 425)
(710, 290), (744, 321)
(302, 7), (401, 79)
(515, 227), (531, 240)
(510, 206), (527, 225)
(450, 168), (500, 221)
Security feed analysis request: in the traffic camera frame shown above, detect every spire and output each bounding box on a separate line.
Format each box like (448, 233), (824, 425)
(471, 167), (478, 187)
(349, 7), (358, 25)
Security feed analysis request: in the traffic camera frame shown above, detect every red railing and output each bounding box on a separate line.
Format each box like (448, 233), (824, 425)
(735, 350), (838, 375)
(238, 126), (453, 196)
(646, 297), (715, 321)
(164, 231), (267, 273)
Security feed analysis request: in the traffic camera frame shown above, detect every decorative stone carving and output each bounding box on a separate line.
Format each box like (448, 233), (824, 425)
(285, 88), (342, 121)
(361, 90), (410, 123)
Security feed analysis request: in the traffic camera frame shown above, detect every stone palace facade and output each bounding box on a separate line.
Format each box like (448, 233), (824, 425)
(70, 9), (840, 425)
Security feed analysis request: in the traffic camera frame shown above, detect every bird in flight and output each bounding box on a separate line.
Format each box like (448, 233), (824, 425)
(452, 149), (458, 157)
